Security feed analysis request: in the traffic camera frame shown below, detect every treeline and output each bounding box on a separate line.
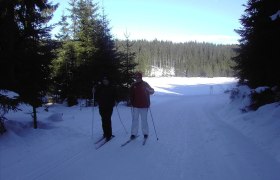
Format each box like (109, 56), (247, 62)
(2, 0), (278, 132)
(0, 0), (239, 131)
(116, 40), (237, 77)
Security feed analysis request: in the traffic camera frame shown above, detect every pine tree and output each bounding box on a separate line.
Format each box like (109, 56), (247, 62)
(233, 0), (280, 109)
(233, 0), (280, 88)
(55, 13), (71, 41)
(0, 0), (23, 89)
(53, 0), (131, 104)
(0, 0), (58, 128)
(0, 91), (19, 134)
(115, 32), (137, 103)
(120, 32), (137, 87)
(52, 0), (98, 105)
(52, 41), (80, 105)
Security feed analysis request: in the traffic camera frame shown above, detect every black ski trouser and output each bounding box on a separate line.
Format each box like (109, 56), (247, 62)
(99, 106), (113, 139)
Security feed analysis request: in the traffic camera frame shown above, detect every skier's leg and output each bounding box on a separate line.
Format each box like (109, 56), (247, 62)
(131, 107), (140, 136)
(107, 107), (113, 137)
(140, 108), (149, 136)
(103, 107), (113, 139)
(99, 108), (106, 137)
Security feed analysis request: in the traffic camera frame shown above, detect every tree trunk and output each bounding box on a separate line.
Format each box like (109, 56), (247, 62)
(32, 106), (37, 129)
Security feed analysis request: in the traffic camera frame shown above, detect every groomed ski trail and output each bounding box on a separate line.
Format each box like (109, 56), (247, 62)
(3, 93), (280, 180)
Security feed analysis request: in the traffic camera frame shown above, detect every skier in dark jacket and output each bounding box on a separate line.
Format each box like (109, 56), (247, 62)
(93, 76), (116, 141)
(130, 71), (154, 140)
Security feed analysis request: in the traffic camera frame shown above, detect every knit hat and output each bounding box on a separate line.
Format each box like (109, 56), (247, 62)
(134, 71), (142, 78)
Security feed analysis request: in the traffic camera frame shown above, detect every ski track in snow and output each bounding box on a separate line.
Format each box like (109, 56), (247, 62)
(1, 79), (280, 180)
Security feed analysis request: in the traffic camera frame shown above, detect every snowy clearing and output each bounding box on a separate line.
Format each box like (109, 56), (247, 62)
(1, 77), (280, 180)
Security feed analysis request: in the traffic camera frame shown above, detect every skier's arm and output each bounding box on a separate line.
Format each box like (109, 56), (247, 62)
(145, 83), (154, 95)
(93, 84), (101, 104)
(129, 84), (135, 105)
(113, 86), (118, 106)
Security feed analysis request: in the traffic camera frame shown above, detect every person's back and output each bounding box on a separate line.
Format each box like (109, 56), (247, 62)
(130, 80), (152, 108)
(129, 72), (154, 140)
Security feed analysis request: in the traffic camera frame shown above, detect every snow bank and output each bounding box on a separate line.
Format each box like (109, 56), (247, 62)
(220, 85), (280, 162)
(47, 113), (64, 122)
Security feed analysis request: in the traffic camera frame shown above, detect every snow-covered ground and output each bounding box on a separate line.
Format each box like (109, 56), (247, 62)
(1, 77), (280, 180)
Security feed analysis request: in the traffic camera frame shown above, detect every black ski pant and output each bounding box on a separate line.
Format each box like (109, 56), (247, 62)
(99, 106), (113, 139)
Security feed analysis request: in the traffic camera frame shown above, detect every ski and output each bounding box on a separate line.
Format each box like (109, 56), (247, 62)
(121, 136), (139, 147)
(94, 136), (105, 144)
(142, 138), (148, 145)
(121, 139), (132, 147)
(95, 135), (115, 149)
(95, 139), (108, 149)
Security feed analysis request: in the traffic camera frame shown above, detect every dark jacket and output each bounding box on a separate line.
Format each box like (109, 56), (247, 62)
(130, 80), (154, 108)
(95, 84), (116, 108)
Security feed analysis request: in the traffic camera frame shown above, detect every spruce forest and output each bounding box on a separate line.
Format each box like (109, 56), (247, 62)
(116, 40), (236, 77)
(0, 0), (279, 130)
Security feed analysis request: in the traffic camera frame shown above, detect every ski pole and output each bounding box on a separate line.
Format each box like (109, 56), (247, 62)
(149, 107), (159, 140)
(91, 106), (95, 138)
(91, 84), (95, 139)
(116, 104), (128, 134)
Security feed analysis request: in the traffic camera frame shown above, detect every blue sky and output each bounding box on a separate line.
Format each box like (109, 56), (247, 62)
(50, 0), (246, 44)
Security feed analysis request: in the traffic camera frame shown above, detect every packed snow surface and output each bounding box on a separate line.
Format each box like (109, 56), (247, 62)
(1, 77), (280, 180)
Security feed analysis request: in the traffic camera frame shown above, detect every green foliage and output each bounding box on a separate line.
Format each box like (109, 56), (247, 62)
(233, 0), (280, 110)
(116, 40), (236, 77)
(52, 41), (80, 105)
(249, 88), (277, 111)
(233, 0), (280, 88)
(52, 0), (135, 105)
(0, 0), (58, 128)
(115, 34), (138, 103)
(0, 92), (20, 134)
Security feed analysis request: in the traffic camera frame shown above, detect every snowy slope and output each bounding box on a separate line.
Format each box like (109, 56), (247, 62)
(1, 77), (280, 180)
